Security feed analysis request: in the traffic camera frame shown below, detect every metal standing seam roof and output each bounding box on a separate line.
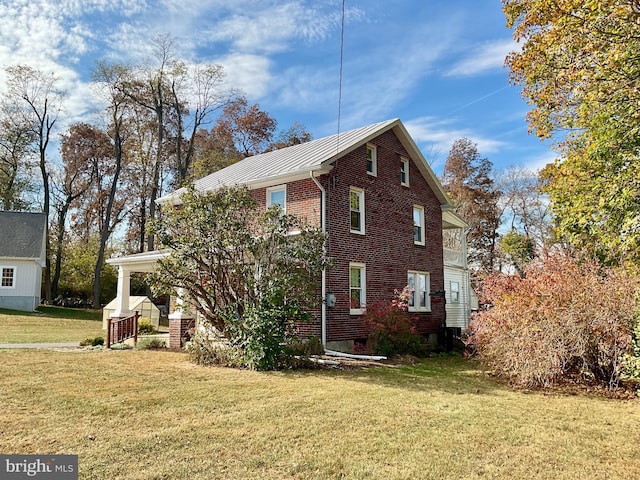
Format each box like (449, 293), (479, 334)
(0, 211), (47, 259)
(157, 118), (450, 206)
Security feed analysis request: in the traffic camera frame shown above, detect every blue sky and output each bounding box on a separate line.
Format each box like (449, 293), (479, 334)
(0, 0), (557, 175)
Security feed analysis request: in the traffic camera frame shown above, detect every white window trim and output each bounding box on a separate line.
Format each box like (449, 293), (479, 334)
(349, 262), (366, 315)
(0, 265), (16, 289)
(350, 187), (365, 235)
(401, 157), (410, 186)
(408, 270), (431, 312)
(266, 184), (287, 213)
(366, 143), (377, 176)
(450, 281), (460, 303)
(413, 205), (425, 245)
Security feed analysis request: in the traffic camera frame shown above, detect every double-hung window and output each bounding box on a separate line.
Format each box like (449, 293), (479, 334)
(266, 185), (286, 212)
(400, 157), (409, 186)
(350, 187), (365, 234)
(413, 205), (425, 245)
(407, 270), (430, 312)
(1, 266), (15, 288)
(450, 281), (460, 303)
(366, 144), (377, 176)
(349, 263), (366, 315)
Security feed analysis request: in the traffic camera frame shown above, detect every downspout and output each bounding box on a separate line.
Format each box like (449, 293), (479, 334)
(310, 171), (327, 348)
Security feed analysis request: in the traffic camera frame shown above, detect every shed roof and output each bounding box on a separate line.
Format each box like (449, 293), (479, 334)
(158, 118), (451, 206)
(0, 211), (47, 259)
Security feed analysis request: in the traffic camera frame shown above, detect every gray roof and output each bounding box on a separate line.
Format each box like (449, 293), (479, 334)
(0, 211), (47, 259)
(158, 118), (450, 206)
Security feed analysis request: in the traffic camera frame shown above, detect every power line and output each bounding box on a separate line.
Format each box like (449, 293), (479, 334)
(336, 0), (345, 153)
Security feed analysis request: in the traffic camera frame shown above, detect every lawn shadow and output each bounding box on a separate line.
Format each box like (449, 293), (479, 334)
(291, 354), (503, 396)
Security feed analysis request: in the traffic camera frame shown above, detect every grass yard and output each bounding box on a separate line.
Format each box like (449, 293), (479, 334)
(0, 350), (638, 480)
(0, 307), (104, 343)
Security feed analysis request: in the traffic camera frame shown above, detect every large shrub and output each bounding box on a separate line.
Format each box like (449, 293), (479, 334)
(362, 288), (429, 357)
(467, 252), (640, 388)
(149, 184), (328, 370)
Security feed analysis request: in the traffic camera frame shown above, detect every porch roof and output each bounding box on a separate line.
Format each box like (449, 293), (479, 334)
(106, 250), (169, 272)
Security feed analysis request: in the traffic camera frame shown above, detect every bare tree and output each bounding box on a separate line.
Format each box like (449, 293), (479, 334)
(52, 123), (99, 297)
(4, 65), (66, 301)
(91, 63), (131, 308)
(496, 165), (553, 248)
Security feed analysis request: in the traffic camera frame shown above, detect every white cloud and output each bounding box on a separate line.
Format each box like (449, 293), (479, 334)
(446, 39), (518, 77)
(217, 53), (272, 99)
(405, 116), (508, 170)
(205, 2), (343, 54)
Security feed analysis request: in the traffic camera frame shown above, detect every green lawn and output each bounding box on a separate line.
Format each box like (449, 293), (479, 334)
(0, 350), (638, 480)
(0, 306), (104, 343)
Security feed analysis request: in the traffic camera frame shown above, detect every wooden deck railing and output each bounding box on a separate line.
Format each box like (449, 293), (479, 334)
(106, 311), (140, 348)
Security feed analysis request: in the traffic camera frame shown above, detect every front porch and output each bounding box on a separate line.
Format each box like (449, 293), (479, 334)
(106, 250), (194, 349)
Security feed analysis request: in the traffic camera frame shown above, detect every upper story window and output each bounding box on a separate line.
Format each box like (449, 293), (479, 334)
(413, 205), (425, 245)
(1, 266), (15, 288)
(400, 157), (409, 186)
(450, 281), (460, 303)
(366, 144), (377, 176)
(350, 262), (366, 315)
(266, 185), (286, 212)
(350, 187), (365, 235)
(408, 270), (430, 312)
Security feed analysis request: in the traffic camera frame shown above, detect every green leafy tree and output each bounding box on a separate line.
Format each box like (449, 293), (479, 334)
(148, 185), (328, 370)
(500, 229), (534, 276)
(504, 0), (640, 265)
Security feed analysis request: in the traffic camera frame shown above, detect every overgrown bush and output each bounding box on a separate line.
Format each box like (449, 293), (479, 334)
(224, 301), (307, 371)
(186, 333), (242, 367)
(362, 288), (429, 357)
(622, 314), (640, 387)
(137, 338), (166, 350)
(467, 252), (640, 389)
(80, 336), (104, 347)
(137, 317), (157, 335)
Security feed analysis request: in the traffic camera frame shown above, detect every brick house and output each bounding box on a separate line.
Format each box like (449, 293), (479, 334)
(107, 119), (472, 352)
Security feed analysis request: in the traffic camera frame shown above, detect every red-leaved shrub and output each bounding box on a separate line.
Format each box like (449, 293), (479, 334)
(362, 287), (429, 357)
(466, 251), (640, 388)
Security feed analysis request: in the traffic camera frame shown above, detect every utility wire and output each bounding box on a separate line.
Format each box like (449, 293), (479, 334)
(336, 0), (345, 153)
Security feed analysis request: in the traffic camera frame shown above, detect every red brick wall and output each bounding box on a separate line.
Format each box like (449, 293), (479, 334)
(247, 130), (446, 346)
(320, 129), (445, 343)
(252, 178), (322, 227)
(252, 179), (324, 339)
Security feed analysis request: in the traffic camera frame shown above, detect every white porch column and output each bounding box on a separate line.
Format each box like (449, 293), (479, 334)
(111, 266), (132, 318)
(169, 287), (192, 319)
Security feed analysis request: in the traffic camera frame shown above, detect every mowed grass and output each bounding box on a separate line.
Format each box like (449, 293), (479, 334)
(0, 350), (639, 480)
(0, 307), (104, 343)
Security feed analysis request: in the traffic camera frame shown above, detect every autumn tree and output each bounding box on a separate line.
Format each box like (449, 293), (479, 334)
(504, 0), (640, 264)
(148, 185), (328, 370)
(4, 65), (66, 301)
(52, 123), (99, 297)
(90, 64), (132, 308)
(210, 96), (277, 158)
(441, 138), (501, 272)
